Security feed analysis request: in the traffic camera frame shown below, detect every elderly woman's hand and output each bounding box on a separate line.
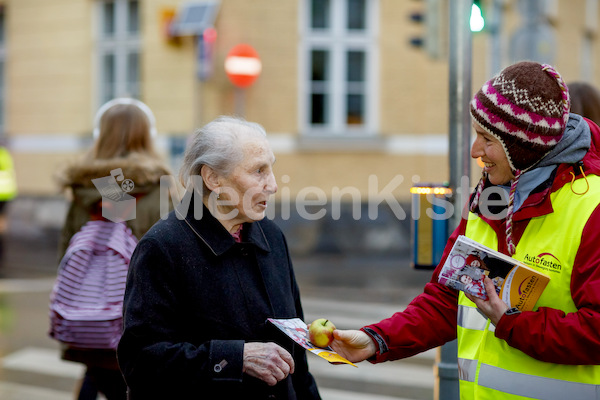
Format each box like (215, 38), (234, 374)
(465, 276), (509, 325)
(242, 342), (295, 386)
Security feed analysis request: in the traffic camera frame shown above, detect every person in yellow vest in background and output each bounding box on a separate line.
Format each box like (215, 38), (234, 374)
(331, 61), (600, 399)
(0, 143), (17, 203)
(0, 142), (17, 260)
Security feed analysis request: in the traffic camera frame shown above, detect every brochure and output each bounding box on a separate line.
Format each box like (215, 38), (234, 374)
(267, 317), (357, 367)
(438, 235), (550, 311)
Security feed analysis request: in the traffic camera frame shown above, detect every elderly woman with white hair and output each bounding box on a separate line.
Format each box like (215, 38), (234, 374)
(117, 116), (321, 400)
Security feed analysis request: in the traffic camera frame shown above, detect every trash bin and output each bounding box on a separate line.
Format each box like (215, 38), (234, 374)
(410, 184), (452, 269)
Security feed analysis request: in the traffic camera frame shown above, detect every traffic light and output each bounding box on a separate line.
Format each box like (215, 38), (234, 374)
(408, 9), (426, 48)
(406, 0), (445, 59)
(470, 0), (485, 32)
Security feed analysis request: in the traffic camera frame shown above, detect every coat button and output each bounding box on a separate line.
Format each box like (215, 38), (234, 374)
(214, 359), (228, 373)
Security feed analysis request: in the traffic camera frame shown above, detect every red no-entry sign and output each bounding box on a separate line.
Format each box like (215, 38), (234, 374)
(224, 44), (262, 88)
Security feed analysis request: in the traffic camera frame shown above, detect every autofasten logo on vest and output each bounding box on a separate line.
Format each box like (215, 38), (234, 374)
(522, 252), (562, 273)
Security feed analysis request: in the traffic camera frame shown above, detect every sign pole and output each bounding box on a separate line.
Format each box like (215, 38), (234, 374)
(194, 35), (203, 128)
(234, 87), (245, 117)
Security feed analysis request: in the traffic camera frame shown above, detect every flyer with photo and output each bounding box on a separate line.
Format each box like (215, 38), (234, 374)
(438, 235), (550, 311)
(267, 317), (357, 367)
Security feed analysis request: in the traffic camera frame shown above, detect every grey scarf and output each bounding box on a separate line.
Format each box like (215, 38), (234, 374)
(502, 113), (591, 211)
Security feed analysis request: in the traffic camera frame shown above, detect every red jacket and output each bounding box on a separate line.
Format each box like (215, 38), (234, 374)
(365, 117), (600, 365)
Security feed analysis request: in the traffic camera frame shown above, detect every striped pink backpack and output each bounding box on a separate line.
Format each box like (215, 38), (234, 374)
(49, 220), (138, 349)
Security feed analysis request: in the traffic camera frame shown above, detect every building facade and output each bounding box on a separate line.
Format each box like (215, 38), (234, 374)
(2, 0), (600, 253)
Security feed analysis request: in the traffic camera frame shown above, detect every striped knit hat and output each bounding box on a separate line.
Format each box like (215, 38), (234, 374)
(469, 61), (570, 255)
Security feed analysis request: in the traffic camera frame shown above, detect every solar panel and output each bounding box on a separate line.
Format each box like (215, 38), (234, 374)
(170, 1), (220, 36)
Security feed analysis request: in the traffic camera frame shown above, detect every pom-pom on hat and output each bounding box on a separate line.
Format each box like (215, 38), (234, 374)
(469, 61), (570, 256)
(470, 61), (570, 173)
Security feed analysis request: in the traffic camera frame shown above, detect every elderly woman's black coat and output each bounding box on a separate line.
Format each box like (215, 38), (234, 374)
(117, 197), (321, 400)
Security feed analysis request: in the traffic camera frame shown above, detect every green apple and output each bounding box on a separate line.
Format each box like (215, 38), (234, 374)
(308, 318), (336, 348)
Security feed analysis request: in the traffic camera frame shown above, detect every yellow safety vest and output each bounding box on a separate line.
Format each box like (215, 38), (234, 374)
(0, 146), (17, 201)
(457, 174), (600, 400)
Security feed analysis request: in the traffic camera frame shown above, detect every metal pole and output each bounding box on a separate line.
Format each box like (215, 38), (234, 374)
(234, 87), (245, 117)
(448, 0), (473, 232)
(194, 35), (203, 129)
(489, 0), (504, 76)
(437, 1), (473, 399)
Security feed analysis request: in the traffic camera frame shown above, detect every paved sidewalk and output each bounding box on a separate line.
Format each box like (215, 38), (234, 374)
(0, 204), (438, 400)
(0, 276), (435, 400)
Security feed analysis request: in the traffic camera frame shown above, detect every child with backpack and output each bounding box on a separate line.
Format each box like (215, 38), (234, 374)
(51, 98), (171, 400)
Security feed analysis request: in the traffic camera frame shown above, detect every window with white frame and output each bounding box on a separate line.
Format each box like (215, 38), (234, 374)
(96, 0), (140, 104)
(301, 0), (378, 136)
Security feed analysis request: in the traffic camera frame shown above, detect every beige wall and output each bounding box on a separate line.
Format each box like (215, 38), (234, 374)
(8, 0), (93, 135)
(379, 0), (449, 135)
(8, 0), (95, 194)
(144, 0), (197, 134)
(272, 153), (450, 201)
(203, 0), (300, 132)
(5, 0), (600, 200)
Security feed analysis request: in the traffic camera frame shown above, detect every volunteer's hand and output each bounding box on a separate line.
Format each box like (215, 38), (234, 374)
(330, 329), (376, 363)
(465, 276), (509, 325)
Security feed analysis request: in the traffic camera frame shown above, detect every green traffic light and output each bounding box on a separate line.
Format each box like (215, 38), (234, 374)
(470, 3), (485, 32)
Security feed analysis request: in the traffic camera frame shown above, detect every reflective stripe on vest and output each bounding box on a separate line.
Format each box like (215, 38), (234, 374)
(457, 305), (494, 332)
(456, 173), (600, 400)
(458, 357), (477, 382)
(479, 363), (600, 399)
(459, 358), (600, 399)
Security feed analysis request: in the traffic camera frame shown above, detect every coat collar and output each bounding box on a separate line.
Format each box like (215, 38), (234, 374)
(473, 168), (555, 224)
(56, 152), (171, 189)
(175, 193), (271, 256)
